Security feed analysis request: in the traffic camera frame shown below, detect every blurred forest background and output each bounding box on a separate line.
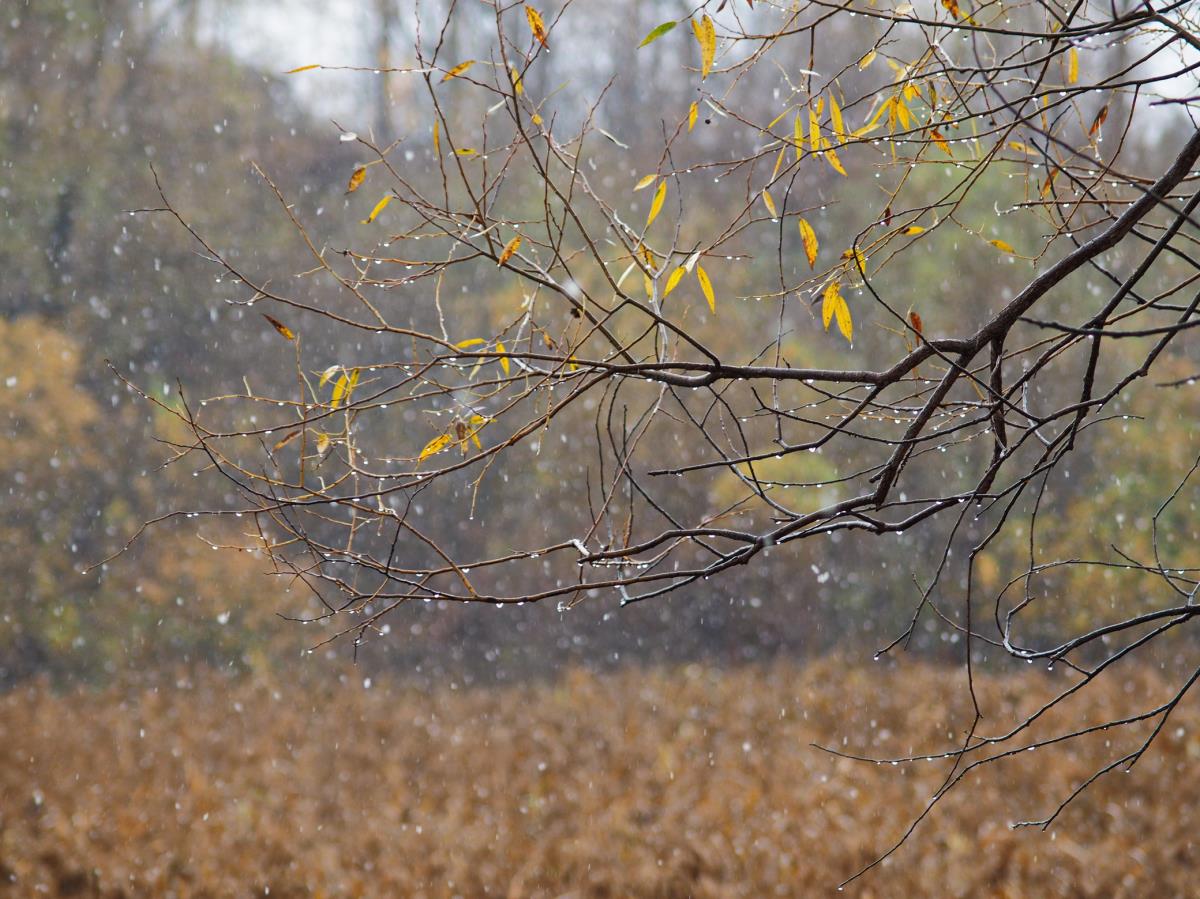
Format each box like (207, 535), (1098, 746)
(2, 0), (1194, 686)
(3, 1), (1200, 893)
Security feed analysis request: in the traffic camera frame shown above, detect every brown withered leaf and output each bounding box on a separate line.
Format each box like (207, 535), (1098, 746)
(262, 314), (295, 341)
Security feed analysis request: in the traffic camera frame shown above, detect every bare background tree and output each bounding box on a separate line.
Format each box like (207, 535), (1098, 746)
(107, 0), (1200, 881)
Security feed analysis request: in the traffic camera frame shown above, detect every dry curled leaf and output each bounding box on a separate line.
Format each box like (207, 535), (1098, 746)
(261, 314), (295, 341)
(691, 14), (716, 79)
(525, 5), (548, 48)
(798, 219), (819, 269)
(498, 235), (522, 266)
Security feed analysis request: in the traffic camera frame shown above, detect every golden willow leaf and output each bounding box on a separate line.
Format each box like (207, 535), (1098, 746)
(663, 266), (687, 298)
(455, 148), (478, 157)
(930, 128), (951, 155)
(639, 20), (678, 48)
(822, 281), (840, 330)
(688, 101), (698, 132)
(633, 173), (658, 191)
(315, 432), (331, 454)
(419, 433), (453, 463)
(822, 281), (852, 342)
(498, 235), (522, 266)
(646, 180), (667, 228)
(793, 110), (804, 158)
(809, 108), (821, 152)
(262, 314), (295, 341)
(834, 294), (853, 342)
(1089, 105), (1108, 137)
(272, 430), (301, 451)
(346, 165), (367, 194)
(284, 64), (320, 74)
(432, 119), (440, 155)
(1008, 140), (1034, 155)
(771, 146), (786, 180)
(825, 147), (847, 176)
(319, 365), (339, 388)
(691, 14), (716, 79)
(330, 373), (348, 409)
(940, 0), (962, 18)
(762, 189), (778, 218)
(798, 218), (819, 268)
(525, 5), (548, 48)
(495, 341), (511, 376)
(455, 337), (487, 350)
(696, 264), (716, 313)
(362, 194), (392, 224)
(990, 239), (1016, 254)
(859, 50), (877, 69)
(904, 225), (925, 235)
(511, 66), (524, 96)
(1067, 47), (1079, 84)
(441, 60), (475, 82)
(829, 94), (846, 141)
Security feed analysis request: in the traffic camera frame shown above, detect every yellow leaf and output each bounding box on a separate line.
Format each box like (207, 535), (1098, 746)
(771, 146), (786, 180)
(1067, 47), (1078, 84)
(1008, 140), (1034, 155)
(634, 174), (658, 191)
(511, 65), (524, 95)
(362, 194), (392, 224)
(525, 5), (548, 47)
(330, 373), (348, 409)
(315, 432), (331, 454)
(798, 218), (819, 269)
(990, 239), (1016, 254)
(455, 148), (478, 156)
(793, 111), (804, 158)
(646, 180), (667, 228)
(696, 264), (716, 313)
(842, 247), (867, 271)
(762, 189), (778, 218)
(441, 60), (475, 82)
(346, 165), (367, 194)
(495, 341), (511, 376)
(456, 338), (487, 350)
(940, 0), (962, 19)
(859, 50), (877, 69)
(822, 281), (852, 342)
(285, 64), (320, 74)
(829, 93), (846, 141)
(498, 235), (522, 266)
(663, 266), (687, 298)
(825, 146), (847, 176)
(834, 293), (853, 342)
(419, 433), (453, 463)
(904, 225), (925, 235)
(319, 365), (339, 387)
(688, 101), (698, 132)
(433, 119), (440, 155)
(930, 128), (951, 155)
(809, 108), (821, 152)
(691, 14), (716, 79)
(261, 314), (295, 341)
(531, 113), (543, 125)
(822, 281), (840, 330)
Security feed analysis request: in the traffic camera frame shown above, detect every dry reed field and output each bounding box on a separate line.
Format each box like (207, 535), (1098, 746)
(1, 657), (1198, 897)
